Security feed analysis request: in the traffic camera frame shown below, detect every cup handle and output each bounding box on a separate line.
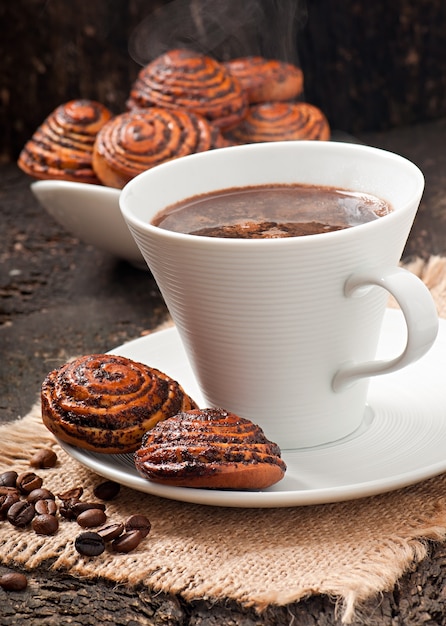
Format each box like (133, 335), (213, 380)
(332, 266), (439, 392)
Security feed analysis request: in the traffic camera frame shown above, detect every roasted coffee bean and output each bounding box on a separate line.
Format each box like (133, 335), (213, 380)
(0, 471), (18, 488)
(76, 508), (107, 528)
(57, 487), (83, 501)
(75, 532), (105, 557)
(27, 488), (55, 504)
(125, 514), (151, 538)
(70, 501), (106, 518)
(35, 499), (58, 516)
(0, 486), (19, 497)
(93, 480), (120, 501)
(96, 522), (124, 542)
(29, 448), (58, 469)
(32, 513), (59, 536)
(59, 498), (81, 520)
(0, 572), (28, 591)
(7, 501), (35, 527)
(111, 530), (143, 553)
(16, 472), (43, 494)
(0, 493), (20, 519)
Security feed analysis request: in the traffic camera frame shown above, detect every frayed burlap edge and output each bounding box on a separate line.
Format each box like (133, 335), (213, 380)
(2, 256), (446, 624)
(389, 255), (446, 315)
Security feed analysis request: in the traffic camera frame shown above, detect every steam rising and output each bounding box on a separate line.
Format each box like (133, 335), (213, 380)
(128, 0), (305, 65)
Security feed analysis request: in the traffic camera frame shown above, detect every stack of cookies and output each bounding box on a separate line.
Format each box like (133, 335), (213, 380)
(18, 48), (330, 189)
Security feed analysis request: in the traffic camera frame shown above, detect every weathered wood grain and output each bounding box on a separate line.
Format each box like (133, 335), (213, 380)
(1, 542), (446, 625)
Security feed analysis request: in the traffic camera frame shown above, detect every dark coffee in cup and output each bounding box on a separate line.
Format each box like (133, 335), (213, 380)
(152, 183), (393, 238)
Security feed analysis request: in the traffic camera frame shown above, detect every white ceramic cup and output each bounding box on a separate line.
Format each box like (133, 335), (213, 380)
(120, 141), (438, 449)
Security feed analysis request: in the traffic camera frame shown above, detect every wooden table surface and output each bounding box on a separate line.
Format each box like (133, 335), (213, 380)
(2, 119), (446, 624)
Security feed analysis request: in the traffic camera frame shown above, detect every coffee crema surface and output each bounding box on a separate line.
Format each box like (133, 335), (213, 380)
(152, 184), (393, 238)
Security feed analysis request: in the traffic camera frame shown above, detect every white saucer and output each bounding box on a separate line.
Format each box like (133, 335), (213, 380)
(57, 308), (446, 508)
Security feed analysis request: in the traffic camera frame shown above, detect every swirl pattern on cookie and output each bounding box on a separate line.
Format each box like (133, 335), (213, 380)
(135, 408), (287, 489)
(224, 56), (304, 103)
(41, 354), (198, 454)
(18, 99), (113, 184)
(229, 102), (331, 144)
(92, 107), (228, 188)
(127, 49), (248, 131)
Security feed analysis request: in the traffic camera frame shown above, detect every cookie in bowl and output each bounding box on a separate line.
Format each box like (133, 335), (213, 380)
(134, 408), (287, 490)
(224, 56), (304, 103)
(227, 101), (331, 144)
(18, 99), (113, 185)
(92, 107), (228, 189)
(127, 48), (248, 131)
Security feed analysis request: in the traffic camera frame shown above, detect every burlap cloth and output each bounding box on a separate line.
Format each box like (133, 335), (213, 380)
(2, 255), (446, 624)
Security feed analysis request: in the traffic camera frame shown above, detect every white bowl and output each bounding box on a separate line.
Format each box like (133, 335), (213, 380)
(31, 180), (146, 269)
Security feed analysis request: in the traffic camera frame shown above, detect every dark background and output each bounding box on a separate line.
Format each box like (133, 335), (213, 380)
(1, 0), (446, 163)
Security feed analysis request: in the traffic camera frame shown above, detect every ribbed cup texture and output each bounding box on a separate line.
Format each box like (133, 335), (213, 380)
(121, 142), (424, 448)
